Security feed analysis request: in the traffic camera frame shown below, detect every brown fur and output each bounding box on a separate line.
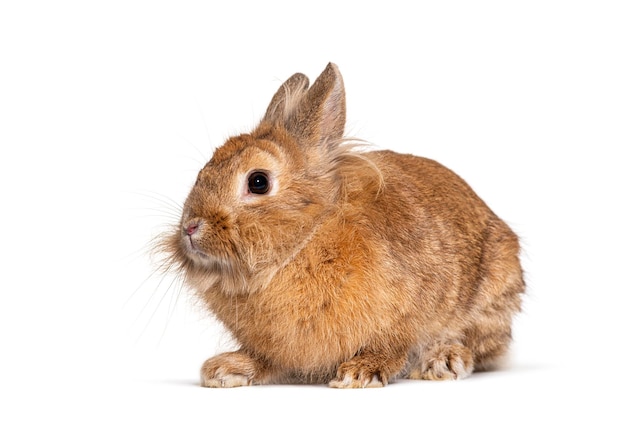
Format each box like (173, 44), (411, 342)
(160, 63), (525, 388)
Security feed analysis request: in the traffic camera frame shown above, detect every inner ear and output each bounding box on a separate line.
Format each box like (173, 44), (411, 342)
(263, 72), (310, 125)
(318, 71), (346, 143)
(291, 63), (346, 146)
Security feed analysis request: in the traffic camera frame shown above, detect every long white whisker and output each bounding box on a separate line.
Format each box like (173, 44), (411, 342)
(127, 190), (184, 214)
(125, 207), (182, 221)
(135, 273), (180, 344)
(124, 253), (176, 310)
(157, 278), (185, 347)
(131, 271), (168, 329)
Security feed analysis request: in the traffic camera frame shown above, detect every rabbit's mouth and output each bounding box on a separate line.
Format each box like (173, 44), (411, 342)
(182, 232), (238, 271)
(184, 237), (217, 264)
(176, 245), (246, 295)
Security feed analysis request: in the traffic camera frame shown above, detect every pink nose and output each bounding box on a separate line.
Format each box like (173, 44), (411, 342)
(186, 223), (199, 236)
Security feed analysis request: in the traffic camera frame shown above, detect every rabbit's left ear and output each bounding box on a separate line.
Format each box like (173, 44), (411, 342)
(263, 72), (310, 126)
(291, 62), (346, 146)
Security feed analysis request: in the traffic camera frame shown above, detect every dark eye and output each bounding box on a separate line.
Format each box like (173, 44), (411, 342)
(248, 171), (270, 195)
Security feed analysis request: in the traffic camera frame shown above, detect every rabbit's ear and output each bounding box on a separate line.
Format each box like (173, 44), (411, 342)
(292, 63), (346, 145)
(263, 72), (310, 125)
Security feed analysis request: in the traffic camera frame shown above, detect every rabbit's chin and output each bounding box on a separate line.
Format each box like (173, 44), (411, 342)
(181, 249), (254, 295)
(185, 247), (222, 269)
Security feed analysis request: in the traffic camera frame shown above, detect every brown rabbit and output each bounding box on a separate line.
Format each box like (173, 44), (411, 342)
(160, 63), (525, 388)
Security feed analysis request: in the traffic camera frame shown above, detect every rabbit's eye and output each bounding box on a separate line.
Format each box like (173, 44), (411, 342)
(248, 171), (270, 195)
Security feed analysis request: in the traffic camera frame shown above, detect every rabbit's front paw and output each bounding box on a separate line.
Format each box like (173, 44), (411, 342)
(329, 352), (405, 388)
(410, 343), (474, 381)
(200, 351), (260, 388)
(329, 370), (384, 388)
(203, 373), (250, 388)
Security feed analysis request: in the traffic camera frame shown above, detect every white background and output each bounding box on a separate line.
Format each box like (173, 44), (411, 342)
(1, 1), (625, 423)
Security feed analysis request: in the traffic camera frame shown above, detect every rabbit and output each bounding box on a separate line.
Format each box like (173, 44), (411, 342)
(159, 63), (525, 388)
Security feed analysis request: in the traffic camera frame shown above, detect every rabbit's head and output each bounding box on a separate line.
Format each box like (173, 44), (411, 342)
(167, 63), (364, 295)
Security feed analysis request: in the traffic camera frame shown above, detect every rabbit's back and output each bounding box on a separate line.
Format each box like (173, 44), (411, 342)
(362, 150), (525, 371)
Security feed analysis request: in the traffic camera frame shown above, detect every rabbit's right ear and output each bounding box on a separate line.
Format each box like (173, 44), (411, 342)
(262, 63), (346, 154)
(263, 72), (310, 125)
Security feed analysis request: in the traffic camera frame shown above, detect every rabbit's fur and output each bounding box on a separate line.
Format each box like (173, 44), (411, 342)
(161, 63), (524, 388)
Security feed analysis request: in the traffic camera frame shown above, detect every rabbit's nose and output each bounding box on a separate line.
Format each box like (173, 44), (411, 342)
(184, 219), (202, 236)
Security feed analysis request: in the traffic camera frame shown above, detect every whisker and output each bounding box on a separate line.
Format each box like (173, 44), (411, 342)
(126, 190), (184, 214)
(131, 268), (171, 329)
(157, 277), (186, 347)
(135, 272), (181, 344)
(174, 128), (210, 167)
(125, 208), (182, 222)
(123, 231), (176, 305)
(123, 268), (157, 310)
(124, 253), (174, 310)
